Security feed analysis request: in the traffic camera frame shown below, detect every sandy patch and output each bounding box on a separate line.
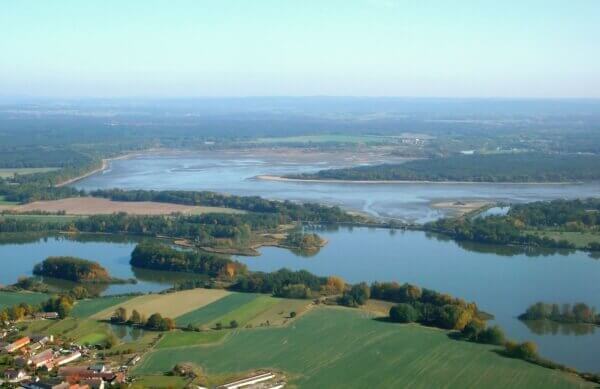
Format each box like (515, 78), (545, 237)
(92, 288), (231, 320)
(430, 200), (491, 217)
(11, 197), (245, 216)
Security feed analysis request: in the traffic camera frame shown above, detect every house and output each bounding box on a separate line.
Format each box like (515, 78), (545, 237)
(29, 349), (55, 368)
(127, 354), (141, 366)
(31, 334), (54, 344)
(5, 336), (31, 352)
(4, 368), (29, 382)
(34, 312), (60, 320)
(55, 351), (81, 366)
(0, 330), (7, 339)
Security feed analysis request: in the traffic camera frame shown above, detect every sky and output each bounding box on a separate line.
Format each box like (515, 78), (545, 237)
(1, 0), (599, 98)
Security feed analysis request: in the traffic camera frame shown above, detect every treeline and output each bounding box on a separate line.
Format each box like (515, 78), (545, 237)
(426, 199), (600, 251)
(110, 307), (175, 331)
(0, 212), (277, 246)
(33, 256), (113, 283)
(90, 188), (360, 223)
(231, 268), (327, 299)
(130, 242), (246, 278)
(519, 302), (599, 325)
(372, 282), (480, 331)
(288, 153), (600, 183)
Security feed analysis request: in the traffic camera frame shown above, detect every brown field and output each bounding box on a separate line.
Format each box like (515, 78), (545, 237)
(11, 197), (245, 216)
(91, 289), (231, 320)
(430, 200), (491, 217)
(360, 299), (396, 317)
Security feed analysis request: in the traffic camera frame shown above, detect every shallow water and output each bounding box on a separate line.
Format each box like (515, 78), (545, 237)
(76, 152), (600, 223)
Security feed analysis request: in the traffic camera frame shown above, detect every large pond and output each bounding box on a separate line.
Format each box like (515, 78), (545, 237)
(234, 227), (600, 373)
(74, 151), (600, 223)
(1, 229), (599, 372)
(0, 235), (202, 295)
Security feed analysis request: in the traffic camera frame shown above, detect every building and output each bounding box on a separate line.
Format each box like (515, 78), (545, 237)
(29, 349), (55, 368)
(127, 354), (141, 366)
(217, 372), (278, 389)
(34, 312), (60, 320)
(55, 351), (82, 366)
(5, 336), (31, 352)
(4, 368), (29, 382)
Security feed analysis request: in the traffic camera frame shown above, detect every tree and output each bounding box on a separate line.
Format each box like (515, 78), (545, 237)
(290, 311), (297, 318)
(230, 320), (238, 328)
(389, 304), (419, 323)
(146, 313), (164, 330)
(57, 299), (73, 319)
(325, 276), (346, 294)
(215, 322), (223, 330)
(461, 318), (486, 341)
(129, 309), (142, 325)
(113, 307), (127, 323)
(477, 325), (505, 345)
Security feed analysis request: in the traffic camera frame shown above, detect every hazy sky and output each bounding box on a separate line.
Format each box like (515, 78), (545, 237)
(1, 0), (599, 98)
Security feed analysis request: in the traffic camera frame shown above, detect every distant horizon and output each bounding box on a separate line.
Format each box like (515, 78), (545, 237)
(2, 1), (599, 98)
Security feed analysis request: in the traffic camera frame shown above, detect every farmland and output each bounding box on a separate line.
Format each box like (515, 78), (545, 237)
(174, 293), (259, 327)
(10, 197), (246, 216)
(92, 288), (231, 320)
(71, 295), (136, 318)
(155, 330), (227, 349)
(0, 291), (49, 309)
(133, 307), (593, 388)
(0, 167), (60, 179)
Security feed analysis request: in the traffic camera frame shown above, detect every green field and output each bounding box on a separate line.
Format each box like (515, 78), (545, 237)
(71, 295), (135, 318)
(155, 330), (227, 349)
(175, 293), (260, 327)
(0, 167), (60, 179)
(525, 230), (600, 249)
(25, 317), (111, 344)
(133, 375), (189, 389)
(209, 295), (280, 328)
(135, 307), (592, 388)
(250, 134), (392, 145)
(0, 291), (49, 309)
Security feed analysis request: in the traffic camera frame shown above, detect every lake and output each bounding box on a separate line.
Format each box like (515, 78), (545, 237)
(1, 229), (599, 372)
(0, 235), (201, 295)
(74, 151), (600, 223)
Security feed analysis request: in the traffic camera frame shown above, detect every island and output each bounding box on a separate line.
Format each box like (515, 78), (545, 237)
(519, 302), (599, 325)
(33, 256), (128, 284)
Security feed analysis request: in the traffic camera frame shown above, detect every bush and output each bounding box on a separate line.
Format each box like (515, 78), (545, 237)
(290, 311), (297, 318)
(478, 326), (505, 345)
(505, 341), (538, 360)
(389, 303), (419, 323)
(230, 320), (238, 328)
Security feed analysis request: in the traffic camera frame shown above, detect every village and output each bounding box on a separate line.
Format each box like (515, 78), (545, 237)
(0, 304), (287, 389)
(0, 312), (131, 389)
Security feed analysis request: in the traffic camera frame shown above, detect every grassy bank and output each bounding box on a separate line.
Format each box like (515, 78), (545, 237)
(133, 307), (592, 388)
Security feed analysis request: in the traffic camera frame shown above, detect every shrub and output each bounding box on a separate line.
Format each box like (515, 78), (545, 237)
(389, 304), (419, 323)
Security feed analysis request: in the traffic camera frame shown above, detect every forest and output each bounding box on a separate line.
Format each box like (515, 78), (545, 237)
(426, 199), (600, 251)
(519, 302), (599, 325)
(288, 153), (600, 183)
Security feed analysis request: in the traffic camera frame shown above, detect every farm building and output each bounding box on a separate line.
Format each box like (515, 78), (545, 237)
(34, 312), (60, 320)
(55, 351), (81, 366)
(29, 349), (55, 368)
(5, 336), (31, 352)
(217, 372), (285, 389)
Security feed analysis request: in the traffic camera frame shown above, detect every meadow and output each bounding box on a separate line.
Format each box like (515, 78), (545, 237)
(174, 292), (259, 327)
(0, 167), (59, 179)
(134, 307), (593, 388)
(0, 291), (49, 309)
(71, 295), (136, 318)
(155, 330), (227, 349)
(525, 230), (600, 249)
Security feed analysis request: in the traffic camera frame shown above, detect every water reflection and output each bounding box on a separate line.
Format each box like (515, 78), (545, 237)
(109, 324), (145, 342)
(522, 320), (596, 336)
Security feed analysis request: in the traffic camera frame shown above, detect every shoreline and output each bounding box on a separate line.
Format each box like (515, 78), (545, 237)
(55, 152), (142, 187)
(255, 175), (582, 186)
